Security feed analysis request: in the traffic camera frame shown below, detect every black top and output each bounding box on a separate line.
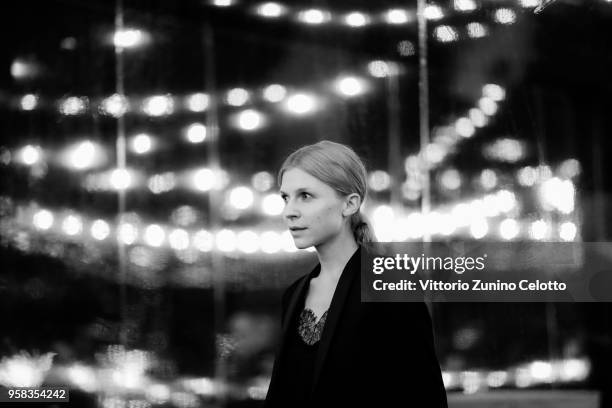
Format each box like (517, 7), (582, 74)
(274, 273), (327, 407)
(265, 247), (447, 407)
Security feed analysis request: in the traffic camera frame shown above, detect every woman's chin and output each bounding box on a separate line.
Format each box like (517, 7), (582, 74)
(292, 237), (313, 250)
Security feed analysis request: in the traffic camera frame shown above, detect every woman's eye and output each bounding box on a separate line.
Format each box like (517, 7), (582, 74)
(300, 192), (311, 199)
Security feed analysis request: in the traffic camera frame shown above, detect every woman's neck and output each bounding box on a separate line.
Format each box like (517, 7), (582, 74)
(315, 231), (358, 281)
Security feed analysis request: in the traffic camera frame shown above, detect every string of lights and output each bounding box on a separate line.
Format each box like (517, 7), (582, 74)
(0, 346), (591, 405)
(202, 0), (541, 28)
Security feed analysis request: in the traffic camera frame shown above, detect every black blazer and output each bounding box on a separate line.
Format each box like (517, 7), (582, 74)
(265, 247), (448, 407)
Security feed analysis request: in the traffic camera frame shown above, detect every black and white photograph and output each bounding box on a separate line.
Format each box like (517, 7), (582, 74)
(1, 0), (611, 407)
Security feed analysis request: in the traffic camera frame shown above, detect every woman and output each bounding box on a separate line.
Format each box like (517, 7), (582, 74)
(264, 140), (447, 407)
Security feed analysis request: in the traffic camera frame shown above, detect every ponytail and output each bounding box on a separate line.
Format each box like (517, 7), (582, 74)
(350, 211), (375, 245)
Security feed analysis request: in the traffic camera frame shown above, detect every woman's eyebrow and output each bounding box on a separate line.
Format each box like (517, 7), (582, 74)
(279, 188), (310, 195)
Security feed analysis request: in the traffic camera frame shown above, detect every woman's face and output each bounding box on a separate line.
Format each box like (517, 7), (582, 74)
(279, 167), (348, 249)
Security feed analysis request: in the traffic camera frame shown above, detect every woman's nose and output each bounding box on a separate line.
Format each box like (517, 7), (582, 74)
(282, 200), (299, 220)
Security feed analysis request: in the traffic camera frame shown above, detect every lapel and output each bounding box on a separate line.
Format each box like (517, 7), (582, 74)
(310, 246), (361, 394)
(269, 247), (362, 400)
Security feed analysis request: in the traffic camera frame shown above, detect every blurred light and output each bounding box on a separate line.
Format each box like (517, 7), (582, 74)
(194, 229), (214, 252)
(60, 37), (77, 50)
(213, 0), (233, 6)
(144, 224), (165, 247)
(237, 109), (264, 131)
(483, 138), (526, 163)
(440, 168), (461, 190)
(171, 206), (199, 227)
(260, 231), (282, 253)
(67, 141), (100, 170)
(256, 2), (285, 18)
(529, 220), (549, 240)
(369, 170), (391, 192)
(469, 218), (488, 239)
(480, 169), (498, 190)
(344, 12), (369, 27)
(285, 93), (317, 115)
(229, 186), (254, 210)
(67, 364), (98, 392)
(454, 0), (477, 11)
(517, 166), (537, 186)
(455, 117), (475, 137)
(252, 171), (275, 192)
(185, 123), (207, 143)
(486, 371), (509, 388)
(148, 172), (176, 194)
(237, 230), (259, 253)
(482, 194), (501, 217)
(424, 5), (444, 20)
(385, 9), (410, 24)
(559, 222), (577, 241)
(130, 133), (153, 155)
(110, 168), (132, 190)
(520, 0), (541, 7)
(11, 60), (36, 80)
(559, 358), (590, 382)
(397, 40), (416, 56)
(117, 223), (138, 245)
(101, 94), (129, 117)
(539, 177), (575, 214)
(33, 210), (54, 230)
(59, 96), (87, 115)
(113, 29), (146, 48)
(193, 168), (216, 192)
(529, 361), (554, 383)
(91, 219), (110, 240)
(469, 108), (487, 127)
(461, 371), (484, 394)
(405, 213), (425, 239)
(424, 143), (446, 164)
(0, 353), (54, 387)
(146, 384), (171, 404)
(500, 218), (519, 240)
(536, 165), (553, 181)
(298, 9), (330, 25)
(142, 95), (174, 116)
(185, 93), (209, 112)
(558, 158), (581, 179)
(466, 22), (488, 38)
(372, 205), (394, 224)
(261, 193), (284, 216)
(226, 88), (250, 106)
(19, 145), (42, 166)
(216, 229), (237, 252)
(496, 190), (517, 212)
(367, 60), (397, 78)
(483, 84), (506, 101)
(515, 367), (533, 388)
(438, 213), (457, 236)
(434, 25), (459, 42)
(62, 215), (83, 236)
(20, 94), (38, 111)
(335, 76), (366, 97)
(494, 8), (517, 24)
(262, 84), (286, 102)
(169, 229), (190, 250)
(478, 96), (498, 116)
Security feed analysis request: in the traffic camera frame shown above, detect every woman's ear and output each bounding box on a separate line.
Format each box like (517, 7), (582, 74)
(343, 193), (361, 217)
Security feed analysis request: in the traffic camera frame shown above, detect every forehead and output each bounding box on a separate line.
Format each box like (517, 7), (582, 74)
(279, 168), (330, 193)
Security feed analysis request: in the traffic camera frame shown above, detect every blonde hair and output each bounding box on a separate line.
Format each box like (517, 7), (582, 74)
(278, 140), (375, 245)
